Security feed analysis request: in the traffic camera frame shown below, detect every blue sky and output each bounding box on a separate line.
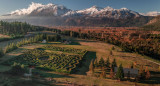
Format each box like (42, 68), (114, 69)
(0, 0), (159, 15)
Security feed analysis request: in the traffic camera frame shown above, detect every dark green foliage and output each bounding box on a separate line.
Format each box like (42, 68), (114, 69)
(94, 58), (98, 68)
(99, 57), (105, 67)
(116, 64), (124, 80)
(9, 63), (25, 76)
(0, 21), (60, 42)
(0, 48), (4, 57)
(111, 58), (117, 71)
(46, 35), (61, 42)
(4, 34), (45, 53)
(5, 43), (18, 53)
(105, 57), (110, 68)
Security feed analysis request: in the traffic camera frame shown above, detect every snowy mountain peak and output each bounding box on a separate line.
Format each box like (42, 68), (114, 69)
(120, 7), (129, 11)
(90, 5), (102, 10)
(77, 5), (102, 14)
(10, 2), (70, 16)
(103, 6), (114, 11)
(7, 2), (142, 19)
(11, 2), (44, 15)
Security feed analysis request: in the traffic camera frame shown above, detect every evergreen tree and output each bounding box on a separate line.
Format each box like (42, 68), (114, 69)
(105, 57), (110, 68)
(9, 64), (25, 76)
(0, 47), (4, 57)
(116, 64), (124, 81)
(111, 58), (117, 71)
(99, 57), (105, 67)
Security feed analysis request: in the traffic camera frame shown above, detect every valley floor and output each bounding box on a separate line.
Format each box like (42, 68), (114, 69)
(0, 34), (160, 86)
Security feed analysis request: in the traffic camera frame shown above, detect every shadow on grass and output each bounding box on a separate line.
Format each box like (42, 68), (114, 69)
(70, 41), (81, 45)
(75, 39), (97, 43)
(40, 42), (61, 45)
(72, 51), (96, 75)
(33, 69), (74, 78)
(138, 71), (160, 84)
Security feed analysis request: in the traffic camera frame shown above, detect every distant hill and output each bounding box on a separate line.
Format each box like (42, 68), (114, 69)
(142, 15), (160, 31)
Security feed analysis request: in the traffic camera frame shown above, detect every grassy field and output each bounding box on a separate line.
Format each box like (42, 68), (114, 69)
(0, 34), (159, 86)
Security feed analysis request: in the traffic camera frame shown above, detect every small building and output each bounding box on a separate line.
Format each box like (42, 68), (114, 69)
(42, 39), (47, 43)
(114, 67), (138, 78)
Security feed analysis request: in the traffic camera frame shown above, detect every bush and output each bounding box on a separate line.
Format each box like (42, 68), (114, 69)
(8, 63), (26, 76)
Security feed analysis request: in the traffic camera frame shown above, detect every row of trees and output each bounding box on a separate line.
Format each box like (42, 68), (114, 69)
(89, 57), (151, 81)
(0, 33), (62, 58)
(0, 34), (45, 58)
(0, 21), (61, 39)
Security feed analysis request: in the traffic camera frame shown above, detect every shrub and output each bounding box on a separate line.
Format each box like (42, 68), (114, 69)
(9, 63), (25, 76)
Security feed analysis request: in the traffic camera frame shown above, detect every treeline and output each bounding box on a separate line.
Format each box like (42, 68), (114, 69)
(0, 21), (61, 37)
(90, 57), (150, 81)
(0, 33), (62, 58)
(61, 30), (160, 60)
(0, 34), (44, 57)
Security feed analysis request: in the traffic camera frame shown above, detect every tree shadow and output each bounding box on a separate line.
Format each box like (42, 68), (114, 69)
(71, 51), (96, 75)
(69, 41), (81, 45)
(33, 69), (74, 78)
(138, 71), (160, 84)
(75, 39), (97, 43)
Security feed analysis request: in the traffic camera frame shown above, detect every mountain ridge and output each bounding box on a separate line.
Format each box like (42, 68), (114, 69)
(1, 2), (154, 27)
(6, 2), (142, 19)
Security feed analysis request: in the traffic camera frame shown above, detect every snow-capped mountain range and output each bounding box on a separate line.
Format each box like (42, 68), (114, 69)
(6, 2), (144, 19)
(1, 2), (157, 27)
